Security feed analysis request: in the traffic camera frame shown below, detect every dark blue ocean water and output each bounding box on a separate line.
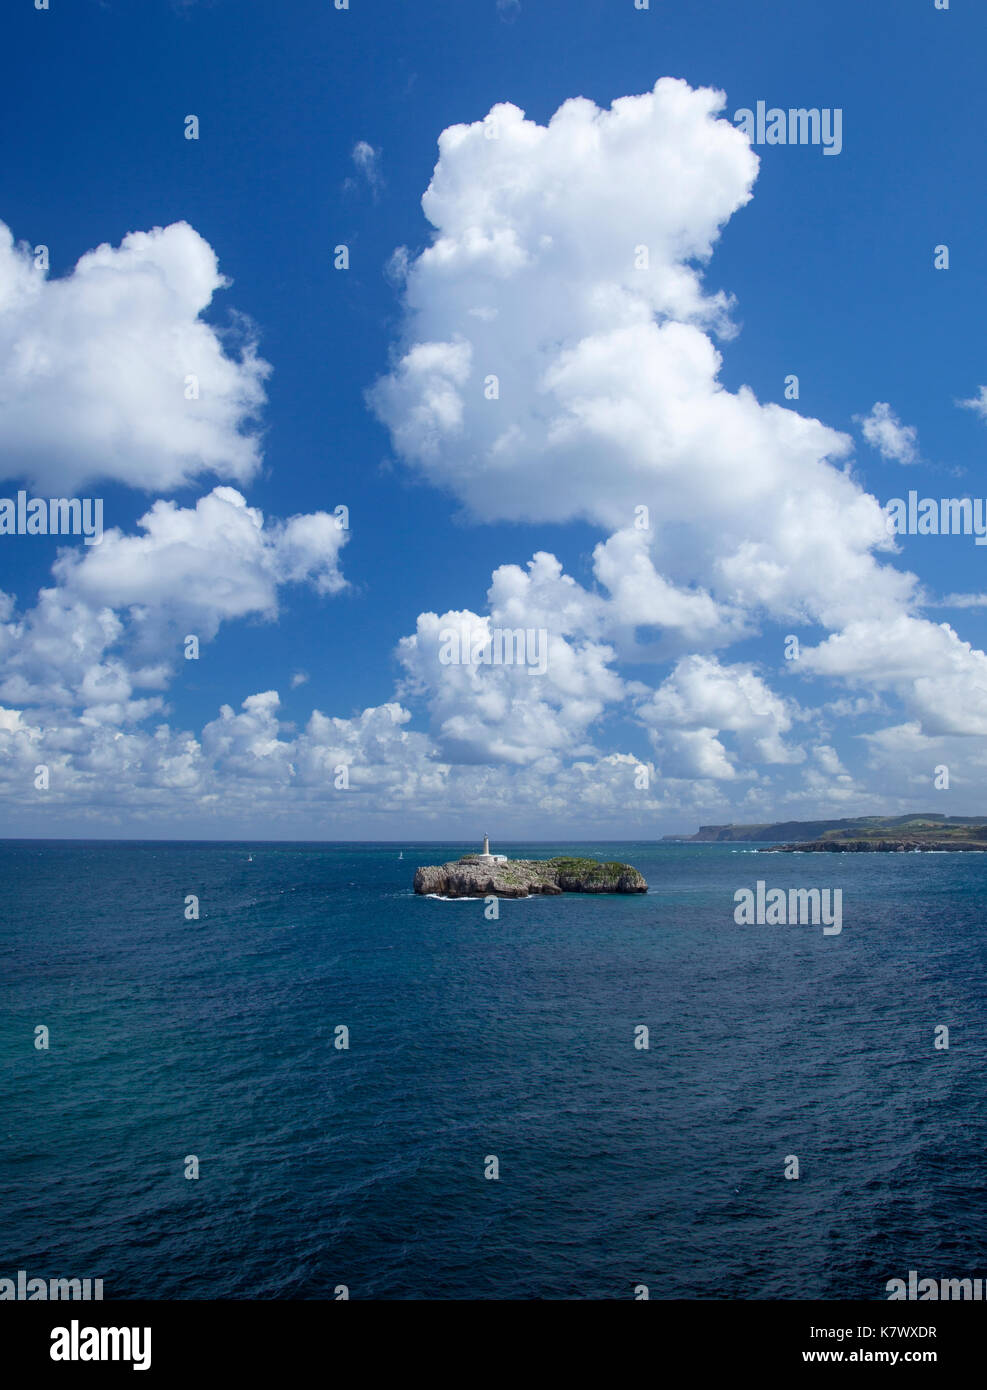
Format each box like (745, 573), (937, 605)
(2, 839), (986, 1301)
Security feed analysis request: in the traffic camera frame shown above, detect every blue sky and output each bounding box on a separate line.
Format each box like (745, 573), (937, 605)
(2, 0), (987, 838)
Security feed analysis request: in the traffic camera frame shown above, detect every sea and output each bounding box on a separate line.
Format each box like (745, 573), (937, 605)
(1, 838), (985, 1301)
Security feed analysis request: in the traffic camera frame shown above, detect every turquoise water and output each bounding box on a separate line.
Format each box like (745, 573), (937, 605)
(1, 839), (985, 1299)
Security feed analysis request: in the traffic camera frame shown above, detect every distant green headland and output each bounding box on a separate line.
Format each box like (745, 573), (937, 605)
(667, 814), (987, 852)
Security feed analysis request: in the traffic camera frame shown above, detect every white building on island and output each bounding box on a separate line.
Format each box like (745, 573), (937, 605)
(476, 834), (507, 865)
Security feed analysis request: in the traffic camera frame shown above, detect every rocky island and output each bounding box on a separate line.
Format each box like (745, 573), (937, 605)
(414, 836), (648, 898)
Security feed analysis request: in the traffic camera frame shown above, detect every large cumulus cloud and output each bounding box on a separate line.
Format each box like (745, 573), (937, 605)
(0, 220), (269, 492)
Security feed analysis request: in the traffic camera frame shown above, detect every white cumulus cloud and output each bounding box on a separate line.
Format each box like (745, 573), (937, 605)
(855, 401), (919, 464)
(0, 220), (269, 493)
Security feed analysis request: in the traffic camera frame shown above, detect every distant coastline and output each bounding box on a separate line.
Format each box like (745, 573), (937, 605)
(666, 814), (987, 852)
(763, 838), (987, 854)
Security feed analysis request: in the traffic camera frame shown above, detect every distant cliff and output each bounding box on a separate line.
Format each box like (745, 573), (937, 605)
(414, 854), (648, 898)
(765, 836), (987, 853)
(666, 814), (987, 845)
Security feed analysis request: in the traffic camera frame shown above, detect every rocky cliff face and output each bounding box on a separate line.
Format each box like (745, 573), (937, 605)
(764, 838), (987, 853)
(671, 816), (987, 844)
(413, 855), (648, 898)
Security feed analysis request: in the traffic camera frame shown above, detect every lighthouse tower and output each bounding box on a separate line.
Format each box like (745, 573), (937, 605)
(477, 833), (506, 865)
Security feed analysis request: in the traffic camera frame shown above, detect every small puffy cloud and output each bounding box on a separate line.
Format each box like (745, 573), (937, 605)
(813, 743), (849, 778)
(397, 551), (625, 766)
(271, 510), (350, 597)
(350, 141), (382, 196)
(800, 615), (987, 737)
(637, 653), (804, 777)
(55, 486), (348, 643)
(958, 386), (987, 420)
(859, 720), (987, 802)
(0, 220), (270, 493)
(855, 401), (919, 464)
(591, 527), (749, 654)
(937, 593), (987, 609)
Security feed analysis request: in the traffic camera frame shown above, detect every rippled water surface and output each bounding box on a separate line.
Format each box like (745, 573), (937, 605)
(2, 839), (985, 1299)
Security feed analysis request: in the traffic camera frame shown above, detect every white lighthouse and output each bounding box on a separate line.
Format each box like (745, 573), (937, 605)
(477, 833), (506, 865)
